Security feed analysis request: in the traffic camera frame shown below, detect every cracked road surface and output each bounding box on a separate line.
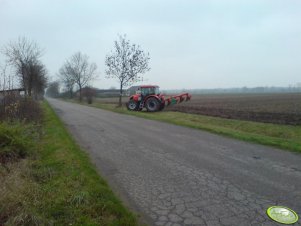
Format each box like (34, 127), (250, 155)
(48, 99), (301, 226)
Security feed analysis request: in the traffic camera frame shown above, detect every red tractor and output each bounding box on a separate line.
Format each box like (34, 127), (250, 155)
(126, 85), (191, 112)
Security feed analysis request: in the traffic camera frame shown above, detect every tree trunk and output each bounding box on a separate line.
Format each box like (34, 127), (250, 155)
(28, 74), (33, 97)
(119, 83), (123, 107)
(79, 85), (82, 102)
(28, 86), (32, 97)
(69, 88), (73, 99)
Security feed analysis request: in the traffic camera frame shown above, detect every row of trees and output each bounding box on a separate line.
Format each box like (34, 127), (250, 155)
(1, 34), (151, 106)
(1, 37), (48, 99)
(56, 34), (150, 106)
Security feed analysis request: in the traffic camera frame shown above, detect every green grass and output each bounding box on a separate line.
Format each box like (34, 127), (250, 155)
(0, 102), (139, 226)
(36, 101), (139, 225)
(69, 99), (301, 153)
(0, 122), (36, 164)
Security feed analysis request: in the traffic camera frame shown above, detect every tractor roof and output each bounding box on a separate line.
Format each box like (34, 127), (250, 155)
(140, 85), (159, 88)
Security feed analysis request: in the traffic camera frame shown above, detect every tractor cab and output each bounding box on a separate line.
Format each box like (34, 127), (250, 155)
(137, 85), (160, 96)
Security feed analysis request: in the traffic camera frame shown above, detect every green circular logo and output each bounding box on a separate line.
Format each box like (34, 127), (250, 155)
(267, 206), (299, 224)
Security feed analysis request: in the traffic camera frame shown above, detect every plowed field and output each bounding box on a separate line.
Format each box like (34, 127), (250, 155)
(168, 93), (301, 125)
(96, 93), (301, 125)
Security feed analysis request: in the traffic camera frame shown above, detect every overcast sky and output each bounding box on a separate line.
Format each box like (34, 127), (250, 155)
(0, 0), (300, 89)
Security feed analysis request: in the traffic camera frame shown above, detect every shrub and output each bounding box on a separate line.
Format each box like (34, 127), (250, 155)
(0, 94), (43, 123)
(0, 123), (34, 164)
(82, 86), (96, 104)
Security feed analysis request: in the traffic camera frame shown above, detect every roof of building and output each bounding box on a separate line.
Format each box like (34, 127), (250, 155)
(128, 85), (159, 89)
(140, 85), (159, 88)
(0, 88), (25, 93)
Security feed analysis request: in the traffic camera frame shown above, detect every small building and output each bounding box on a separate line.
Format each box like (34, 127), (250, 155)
(95, 88), (121, 97)
(0, 88), (25, 100)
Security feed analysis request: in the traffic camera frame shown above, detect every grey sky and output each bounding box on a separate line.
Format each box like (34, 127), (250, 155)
(1, 0), (300, 89)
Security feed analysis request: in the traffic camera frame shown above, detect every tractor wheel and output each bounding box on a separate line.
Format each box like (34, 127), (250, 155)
(145, 97), (160, 112)
(126, 100), (139, 111)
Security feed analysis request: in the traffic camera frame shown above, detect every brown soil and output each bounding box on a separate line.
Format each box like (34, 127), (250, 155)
(168, 93), (301, 125)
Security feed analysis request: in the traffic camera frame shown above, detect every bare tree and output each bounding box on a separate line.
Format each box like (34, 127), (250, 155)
(31, 62), (48, 99)
(105, 34), (150, 106)
(20, 60), (47, 98)
(46, 81), (60, 98)
(58, 66), (75, 98)
(2, 36), (45, 98)
(59, 52), (97, 102)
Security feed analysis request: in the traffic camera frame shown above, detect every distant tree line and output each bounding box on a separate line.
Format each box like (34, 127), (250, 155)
(0, 34), (151, 107)
(163, 86), (301, 94)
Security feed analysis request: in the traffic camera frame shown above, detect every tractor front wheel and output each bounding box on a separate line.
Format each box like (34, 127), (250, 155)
(145, 97), (160, 112)
(126, 100), (139, 111)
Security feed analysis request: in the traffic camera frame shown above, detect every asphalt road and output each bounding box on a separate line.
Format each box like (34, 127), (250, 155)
(48, 98), (301, 226)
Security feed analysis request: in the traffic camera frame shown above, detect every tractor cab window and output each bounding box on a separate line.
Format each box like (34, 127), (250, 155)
(141, 87), (160, 95)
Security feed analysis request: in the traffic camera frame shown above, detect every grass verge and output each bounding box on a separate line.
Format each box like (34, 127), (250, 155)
(0, 101), (139, 226)
(0, 122), (36, 164)
(67, 99), (301, 153)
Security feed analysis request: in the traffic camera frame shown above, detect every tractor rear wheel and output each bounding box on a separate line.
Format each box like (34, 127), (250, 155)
(145, 97), (160, 112)
(126, 100), (139, 111)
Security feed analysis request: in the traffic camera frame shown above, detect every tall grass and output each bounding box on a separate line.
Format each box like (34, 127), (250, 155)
(0, 101), (140, 226)
(0, 123), (37, 164)
(0, 122), (49, 226)
(0, 94), (43, 123)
